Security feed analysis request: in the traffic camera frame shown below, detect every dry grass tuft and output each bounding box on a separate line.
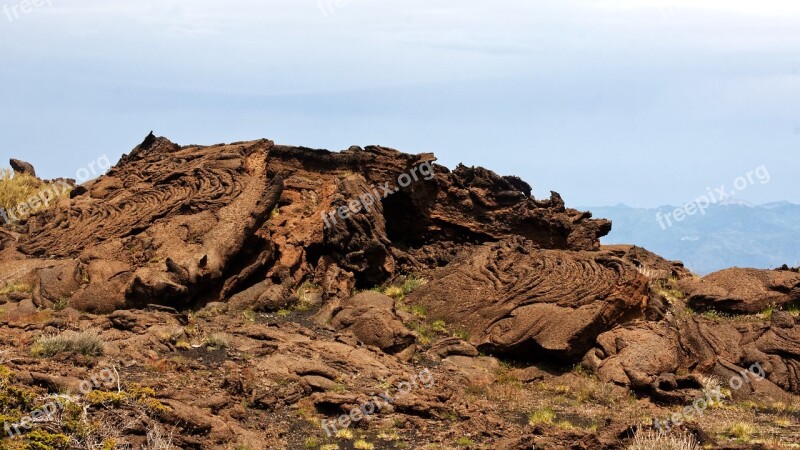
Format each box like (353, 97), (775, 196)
(0, 282), (32, 295)
(727, 422), (755, 441)
(145, 422), (176, 449)
(627, 430), (699, 450)
(203, 332), (230, 350)
(31, 329), (105, 357)
(0, 169), (46, 212)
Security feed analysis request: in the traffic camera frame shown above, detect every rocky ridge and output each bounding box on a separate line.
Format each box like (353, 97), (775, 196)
(0, 135), (797, 449)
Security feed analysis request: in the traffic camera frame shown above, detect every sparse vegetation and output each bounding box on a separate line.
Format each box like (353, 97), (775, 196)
(31, 330), (104, 357)
(699, 375), (726, 407)
(528, 406), (556, 426)
(727, 422), (755, 442)
(353, 440), (375, 450)
(0, 169), (47, 216)
(0, 365), (170, 449)
(431, 320), (447, 333)
(52, 298), (69, 311)
(401, 276), (428, 294)
(336, 428), (354, 440)
(383, 286), (405, 301)
(160, 326), (186, 345)
(758, 303), (777, 320)
(627, 430), (699, 450)
(145, 422), (176, 449)
(456, 436), (475, 447)
(377, 429), (401, 441)
(242, 309), (257, 323)
(384, 275), (428, 302)
(685, 306), (730, 321)
(0, 282), (32, 296)
(651, 278), (686, 303)
(292, 282), (320, 313)
(203, 332), (230, 350)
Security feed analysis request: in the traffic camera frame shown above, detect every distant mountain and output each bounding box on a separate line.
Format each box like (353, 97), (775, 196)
(585, 202), (800, 275)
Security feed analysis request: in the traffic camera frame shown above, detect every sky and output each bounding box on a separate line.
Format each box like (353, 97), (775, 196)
(0, 0), (798, 207)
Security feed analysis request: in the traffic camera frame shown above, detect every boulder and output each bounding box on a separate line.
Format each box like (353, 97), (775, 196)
(681, 267), (800, 314)
(407, 238), (649, 361)
(9, 158), (36, 177)
(329, 291), (416, 354)
(584, 313), (800, 399)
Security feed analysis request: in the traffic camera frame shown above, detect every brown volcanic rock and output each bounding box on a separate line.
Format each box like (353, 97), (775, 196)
(9, 158), (36, 176)
(3, 134), (800, 448)
(604, 244), (693, 281)
(17, 136), (282, 312)
(260, 144), (611, 290)
(264, 145), (610, 253)
(329, 291), (416, 354)
(681, 267), (800, 314)
(406, 238), (649, 360)
(584, 312), (800, 399)
(4, 134), (609, 314)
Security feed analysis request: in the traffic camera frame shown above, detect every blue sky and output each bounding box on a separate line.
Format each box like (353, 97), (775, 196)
(1, 0), (798, 206)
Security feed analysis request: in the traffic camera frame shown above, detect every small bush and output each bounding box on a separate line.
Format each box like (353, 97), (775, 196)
(353, 440), (375, 450)
(627, 430), (698, 450)
(651, 278), (686, 302)
(383, 286), (405, 301)
(456, 436), (475, 447)
(0, 282), (32, 296)
(758, 304), (777, 320)
(23, 429), (71, 450)
(203, 333), (230, 350)
(383, 275), (428, 302)
(145, 422), (176, 449)
(0, 169), (45, 212)
(401, 276), (427, 294)
(727, 422), (755, 441)
(528, 407), (556, 426)
(431, 320), (448, 333)
(31, 330), (105, 357)
(336, 428), (353, 440)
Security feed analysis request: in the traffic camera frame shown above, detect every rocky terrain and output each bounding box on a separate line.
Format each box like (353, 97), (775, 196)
(0, 134), (798, 449)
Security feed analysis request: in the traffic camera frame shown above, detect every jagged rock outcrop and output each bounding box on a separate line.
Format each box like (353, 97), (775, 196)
(2, 134), (611, 314)
(13, 136), (282, 313)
